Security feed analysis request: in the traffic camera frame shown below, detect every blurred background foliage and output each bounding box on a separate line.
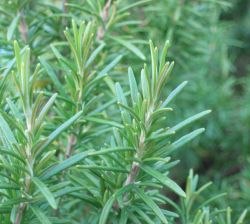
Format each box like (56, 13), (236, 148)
(0, 0), (249, 222)
(138, 0), (250, 218)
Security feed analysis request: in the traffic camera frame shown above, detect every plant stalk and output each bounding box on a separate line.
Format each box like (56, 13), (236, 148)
(65, 134), (76, 158)
(14, 203), (26, 224)
(97, 0), (111, 40)
(124, 129), (146, 187)
(18, 11), (28, 43)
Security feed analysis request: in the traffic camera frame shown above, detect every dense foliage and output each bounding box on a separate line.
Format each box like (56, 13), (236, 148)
(0, 0), (249, 223)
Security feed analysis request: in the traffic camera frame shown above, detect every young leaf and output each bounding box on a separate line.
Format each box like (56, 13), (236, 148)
(115, 83), (131, 123)
(7, 14), (20, 41)
(118, 0), (151, 13)
(110, 37), (146, 60)
(161, 81), (188, 107)
(98, 55), (123, 77)
(99, 194), (116, 224)
(115, 82), (128, 106)
(86, 42), (106, 67)
(160, 40), (170, 71)
(167, 128), (205, 154)
(32, 177), (57, 209)
(35, 93), (58, 131)
(133, 187), (168, 224)
(236, 209), (248, 224)
(141, 165), (186, 197)
(30, 206), (52, 224)
(99, 184), (134, 224)
(0, 114), (17, 148)
(84, 116), (124, 128)
(0, 149), (25, 163)
(41, 152), (87, 180)
(128, 67), (139, 104)
(170, 110), (211, 132)
(133, 207), (155, 224)
(141, 68), (150, 100)
(0, 183), (20, 190)
(42, 147), (133, 179)
(37, 111), (83, 154)
(39, 57), (64, 95)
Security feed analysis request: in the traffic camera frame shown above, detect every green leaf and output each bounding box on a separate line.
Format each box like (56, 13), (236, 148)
(42, 147), (133, 179)
(160, 40), (170, 72)
(50, 44), (77, 74)
(141, 165), (186, 197)
(149, 40), (157, 92)
(99, 193), (116, 224)
(1, 198), (27, 207)
(133, 187), (168, 224)
(98, 55), (123, 77)
(167, 128), (205, 154)
(0, 205), (12, 213)
(198, 193), (227, 209)
(84, 116), (124, 128)
(0, 149), (25, 163)
(193, 210), (204, 224)
(39, 57), (64, 95)
(35, 93), (57, 131)
(128, 67), (139, 104)
(141, 68), (150, 100)
(119, 209), (129, 224)
(77, 165), (128, 173)
(161, 81), (188, 107)
(115, 82), (132, 124)
(99, 184), (134, 224)
(118, 0), (151, 13)
(0, 114), (17, 149)
(13, 41), (21, 73)
(110, 37), (146, 60)
(0, 183), (19, 190)
(171, 110), (211, 132)
(127, 212), (142, 224)
(226, 207), (232, 224)
(6, 98), (23, 121)
(37, 111), (82, 154)
(157, 61), (174, 94)
(133, 207), (155, 224)
(151, 108), (173, 122)
(115, 82), (128, 106)
(65, 3), (100, 19)
(117, 102), (141, 125)
(32, 177), (57, 209)
(236, 209), (248, 224)
(41, 152), (87, 180)
(20, 47), (31, 110)
(30, 206), (52, 224)
(86, 42), (106, 67)
(7, 14), (20, 41)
